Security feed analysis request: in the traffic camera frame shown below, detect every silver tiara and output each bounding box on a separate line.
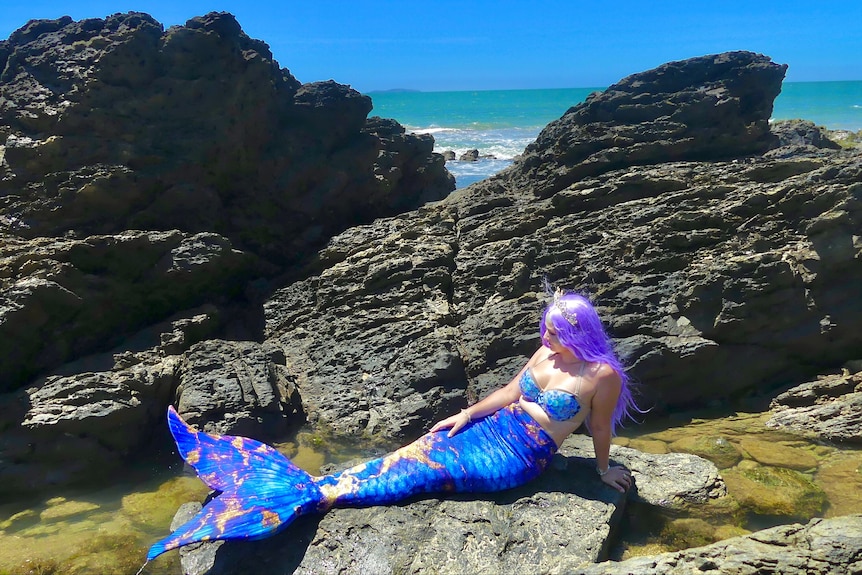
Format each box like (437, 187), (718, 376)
(553, 288), (578, 326)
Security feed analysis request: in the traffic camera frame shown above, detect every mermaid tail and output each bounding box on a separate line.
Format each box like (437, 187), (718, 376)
(146, 407), (323, 560)
(147, 403), (556, 560)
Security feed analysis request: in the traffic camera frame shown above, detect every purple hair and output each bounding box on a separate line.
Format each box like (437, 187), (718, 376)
(539, 291), (640, 435)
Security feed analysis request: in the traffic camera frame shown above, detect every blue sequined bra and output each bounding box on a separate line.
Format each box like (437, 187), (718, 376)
(520, 366), (585, 422)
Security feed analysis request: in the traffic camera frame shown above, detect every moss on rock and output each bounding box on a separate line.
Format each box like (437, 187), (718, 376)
(669, 435), (742, 469)
(723, 465), (827, 517)
(739, 438), (819, 471)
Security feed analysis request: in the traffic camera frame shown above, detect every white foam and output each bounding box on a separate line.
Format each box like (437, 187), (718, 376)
(409, 126), (456, 134)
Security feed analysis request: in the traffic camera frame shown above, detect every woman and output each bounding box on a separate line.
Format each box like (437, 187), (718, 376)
(145, 289), (639, 561)
(431, 289), (636, 492)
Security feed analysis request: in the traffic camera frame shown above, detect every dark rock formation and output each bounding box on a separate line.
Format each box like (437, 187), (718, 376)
(1, 306), (219, 493)
(263, 207), (465, 439)
(0, 12), (453, 265)
(0, 230), (257, 392)
(175, 339), (303, 438)
(771, 118), (843, 150)
(0, 11), (453, 391)
(263, 145), (862, 435)
(459, 149), (479, 161)
(505, 51), (787, 197)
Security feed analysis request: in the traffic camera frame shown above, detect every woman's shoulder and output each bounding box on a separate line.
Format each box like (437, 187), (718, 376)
(592, 362), (620, 380)
(527, 345), (553, 366)
(590, 362), (622, 396)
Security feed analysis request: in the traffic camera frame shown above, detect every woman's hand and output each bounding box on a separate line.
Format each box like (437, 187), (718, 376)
(430, 410), (472, 437)
(599, 466), (633, 493)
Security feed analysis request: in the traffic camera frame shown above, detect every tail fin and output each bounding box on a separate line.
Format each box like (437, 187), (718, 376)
(147, 407), (323, 560)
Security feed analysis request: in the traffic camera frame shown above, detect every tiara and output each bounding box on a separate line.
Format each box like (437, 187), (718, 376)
(553, 288), (578, 326)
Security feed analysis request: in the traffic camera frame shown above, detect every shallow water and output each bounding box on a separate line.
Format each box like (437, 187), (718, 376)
(1, 413), (859, 573)
(610, 410), (862, 560)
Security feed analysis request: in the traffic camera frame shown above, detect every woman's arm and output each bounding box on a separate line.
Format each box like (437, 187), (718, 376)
(589, 367), (631, 492)
(430, 346), (549, 437)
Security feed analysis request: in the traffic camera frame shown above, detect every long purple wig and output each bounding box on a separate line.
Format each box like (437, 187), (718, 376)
(539, 290), (640, 435)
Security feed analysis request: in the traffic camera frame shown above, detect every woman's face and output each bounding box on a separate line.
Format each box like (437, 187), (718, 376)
(544, 316), (563, 352)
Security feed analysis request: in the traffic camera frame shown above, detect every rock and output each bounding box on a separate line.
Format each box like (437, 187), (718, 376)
(591, 436), (727, 509)
(263, 140), (862, 440)
(263, 209), (467, 440)
(738, 438), (819, 470)
(0, 12), (453, 265)
(505, 51), (787, 197)
(175, 339), (304, 438)
(771, 119), (843, 150)
(441, 150), (456, 161)
(363, 116), (455, 208)
(722, 465), (827, 517)
(669, 435), (742, 469)
(175, 434), (723, 574)
(0, 306), (219, 498)
(459, 149), (479, 161)
(827, 128), (862, 149)
(0, 230), (257, 392)
(578, 514), (862, 575)
(23, 366), (175, 451)
(766, 369), (862, 444)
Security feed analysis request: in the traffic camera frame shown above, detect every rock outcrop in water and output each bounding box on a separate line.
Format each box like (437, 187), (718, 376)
(1, 20), (861, 572)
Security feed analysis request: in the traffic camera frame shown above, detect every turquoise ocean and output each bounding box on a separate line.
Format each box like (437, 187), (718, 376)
(369, 81), (862, 189)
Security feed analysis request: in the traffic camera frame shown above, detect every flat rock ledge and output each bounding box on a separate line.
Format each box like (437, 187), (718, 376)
(173, 435), (722, 574)
(579, 514), (862, 575)
(766, 364), (862, 444)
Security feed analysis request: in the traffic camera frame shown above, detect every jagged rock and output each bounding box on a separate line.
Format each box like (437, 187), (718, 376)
(505, 51), (787, 197)
(0, 12), (453, 265)
(771, 119), (843, 150)
(572, 435), (728, 509)
(765, 367), (862, 443)
(263, 145), (862, 439)
(363, 117), (455, 207)
(264, 207), (467, 439)
(174, 339), (304, 438)
(0, 230), (257, 392)
(175, 435), (724, 574)
(459, 149), (479, 161)
(578, 514), (862, 575)
(0, 306), (219, 498)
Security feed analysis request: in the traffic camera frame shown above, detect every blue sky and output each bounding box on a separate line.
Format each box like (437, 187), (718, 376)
(2, 1), (860, 92)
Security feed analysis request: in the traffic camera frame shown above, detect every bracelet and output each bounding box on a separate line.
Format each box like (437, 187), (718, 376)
(596, 466), (610, 476)
(461, 409), (472, 423)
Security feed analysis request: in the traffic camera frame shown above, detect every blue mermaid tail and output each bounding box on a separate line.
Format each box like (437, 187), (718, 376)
(147, 403), (557, 560)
